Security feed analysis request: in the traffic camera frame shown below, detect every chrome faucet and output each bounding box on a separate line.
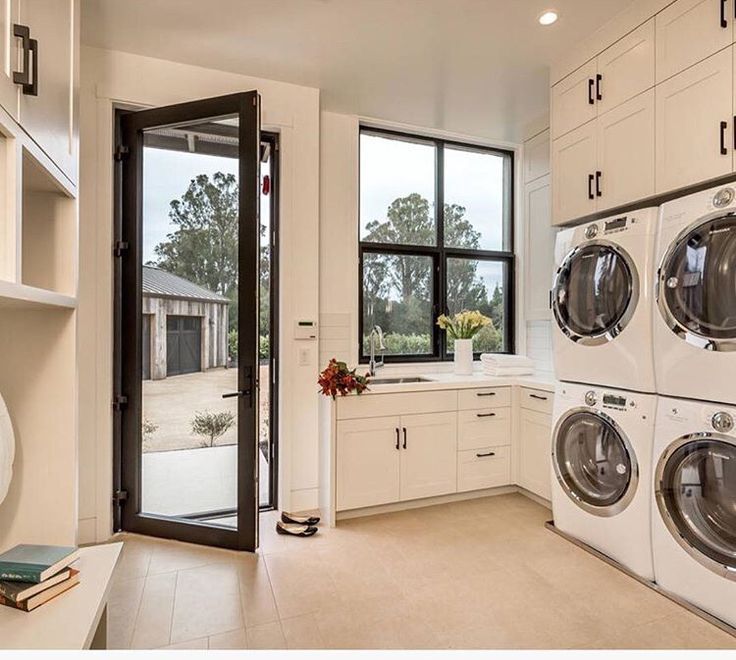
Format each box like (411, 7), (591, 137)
(368, 325), (386, 376)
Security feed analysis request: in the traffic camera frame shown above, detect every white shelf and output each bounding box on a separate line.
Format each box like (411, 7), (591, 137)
(0, 279), (76, 310)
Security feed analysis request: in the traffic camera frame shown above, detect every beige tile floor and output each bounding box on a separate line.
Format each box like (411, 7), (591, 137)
(106, 494), (736, 650)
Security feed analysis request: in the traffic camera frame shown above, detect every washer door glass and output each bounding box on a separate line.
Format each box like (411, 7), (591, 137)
(554, 244), (633, 339)
(555, 411), (633, 510)
(659, 439), (736, 572)
(661, 215), (736, 341)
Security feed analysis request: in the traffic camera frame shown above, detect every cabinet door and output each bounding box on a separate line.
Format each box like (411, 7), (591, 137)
(523, 129), (550, 183)
(518, 409), (553, 501)
(336, 416), (401, 511)
(524, 175), (555, 320)
(597, 90), (655, 212)
(551, 120), (597, 225)
(656, 0), (733, 84)
(399, 412), (457, 501)
(0, 0), (19, 120)
(17, 0), (77, 183)
(656, 47), (733, 194)
(551, 59), (597, 139)
(596, 19), (655, 114)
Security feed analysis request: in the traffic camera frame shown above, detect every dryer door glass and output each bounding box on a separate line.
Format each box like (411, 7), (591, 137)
(661, 215), (736, 341)
(554, 244), (633, 341)
(659, 439), (736, 573)
(555, 411), (633, 511)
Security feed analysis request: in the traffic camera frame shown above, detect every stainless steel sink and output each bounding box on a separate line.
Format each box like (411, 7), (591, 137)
(368, 376), (433, 385)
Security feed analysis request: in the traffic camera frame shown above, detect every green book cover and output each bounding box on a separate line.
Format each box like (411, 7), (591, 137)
(0, 545), (78, 583)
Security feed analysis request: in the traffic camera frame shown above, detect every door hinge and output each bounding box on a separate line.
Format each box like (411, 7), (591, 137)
(114, 145), (129, 162)
(113, 241), (129, 257)
(112, 395), (128, 411)
(112, 490), (128, 505)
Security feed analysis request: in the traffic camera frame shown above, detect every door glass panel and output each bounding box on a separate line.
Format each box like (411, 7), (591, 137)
(555, 244), (633, 337)
(662, 216), (736, 340)
(555, 411), (632, 508)
(660, 439), (736, 569)
(140, 117), (240, 524)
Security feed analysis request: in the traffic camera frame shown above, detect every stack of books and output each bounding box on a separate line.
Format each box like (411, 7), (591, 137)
(0, 545), (80, 612)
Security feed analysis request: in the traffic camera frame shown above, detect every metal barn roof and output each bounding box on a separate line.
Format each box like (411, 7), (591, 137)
(142, 266), (229, 303)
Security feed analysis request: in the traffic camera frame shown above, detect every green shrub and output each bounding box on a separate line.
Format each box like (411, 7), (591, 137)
(228, 331), (269, 361)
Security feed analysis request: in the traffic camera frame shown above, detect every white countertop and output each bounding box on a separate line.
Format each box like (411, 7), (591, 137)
(357, 370), (557, 395)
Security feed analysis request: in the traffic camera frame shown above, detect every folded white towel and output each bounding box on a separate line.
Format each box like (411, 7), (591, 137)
(480, 354), (534, 369)
(483, 366), (534, 376)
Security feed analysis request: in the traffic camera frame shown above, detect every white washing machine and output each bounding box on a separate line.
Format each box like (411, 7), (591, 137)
(652, 396), (736, 628)
(654, 184), (736, 405)
(552, 208), (658, 393)
(551, 382), (657, 580)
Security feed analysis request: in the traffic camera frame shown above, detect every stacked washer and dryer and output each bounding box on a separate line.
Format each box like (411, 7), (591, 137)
(549, 186), (736, 630)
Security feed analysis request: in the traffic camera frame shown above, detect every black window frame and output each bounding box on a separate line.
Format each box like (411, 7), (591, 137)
(358, 126), (515, 363)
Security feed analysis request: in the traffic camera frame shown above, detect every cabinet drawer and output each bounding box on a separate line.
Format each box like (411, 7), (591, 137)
(458, 386), (511, 410)
(458, 408), (512, 450)
(457, 445), (511, 493)
(337, 389), (457, 420)
(520, 388), (554, 415)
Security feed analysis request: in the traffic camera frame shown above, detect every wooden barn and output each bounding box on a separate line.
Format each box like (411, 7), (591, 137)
(142, 266), (230, 380)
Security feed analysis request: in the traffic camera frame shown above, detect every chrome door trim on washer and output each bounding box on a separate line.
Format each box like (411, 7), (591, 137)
(552, 407), (639, 517)
(655, 432), (736, 581)
(656, 211), (736, 352)
(552, 239), (639, 346)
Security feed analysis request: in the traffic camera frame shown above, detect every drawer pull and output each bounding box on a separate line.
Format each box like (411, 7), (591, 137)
(476, 412), (496, 418)
(529, 394), (548, 401)
(476, 392), (496, 397)
(403, 427), (407, 450)
(395, 428), (400, 451)
(476, 451), (496, 458)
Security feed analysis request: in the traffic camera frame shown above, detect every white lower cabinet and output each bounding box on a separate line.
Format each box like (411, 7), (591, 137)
(518, 407), (553, 501)
(457, 446), (511, 492)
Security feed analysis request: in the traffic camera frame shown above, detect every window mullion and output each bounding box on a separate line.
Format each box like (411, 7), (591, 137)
(436, 140), (445, 360)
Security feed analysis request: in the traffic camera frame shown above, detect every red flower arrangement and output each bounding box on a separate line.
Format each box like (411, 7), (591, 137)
(318, 359), (370, 399)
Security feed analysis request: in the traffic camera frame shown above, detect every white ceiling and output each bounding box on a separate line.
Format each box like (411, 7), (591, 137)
(81, 0), (634, 142)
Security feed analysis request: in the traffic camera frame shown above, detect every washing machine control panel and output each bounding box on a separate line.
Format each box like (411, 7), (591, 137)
(712, 411), (734, 433)
(584, 390), (597, 406)
(713, 187), (735, 208)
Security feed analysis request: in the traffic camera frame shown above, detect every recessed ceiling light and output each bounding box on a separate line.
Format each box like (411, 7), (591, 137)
(538, 10), (559, 25)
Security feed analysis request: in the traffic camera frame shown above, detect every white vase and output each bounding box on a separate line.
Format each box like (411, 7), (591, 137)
(453, 338), (474, 376)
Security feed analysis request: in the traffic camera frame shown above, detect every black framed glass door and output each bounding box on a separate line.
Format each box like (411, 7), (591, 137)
(116, 92), (261, 551)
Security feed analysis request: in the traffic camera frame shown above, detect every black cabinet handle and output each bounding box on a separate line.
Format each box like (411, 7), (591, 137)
(721, 121), (728, 155)
(402, 427), (407, 450)
(395, 428), (400, 450)
(476, 451), (496, 458)
(595, 74), (602, 101)
(27, 36), (38, 97)
(721, 0), (728, 28)
(12, 24), (38, 96)
(733, 116), (736, 150)
(529, 393), (548, 401)
(476, 392), (496, 397)
(595, 171), (602, 197)
(588, 173), (595, 200)
(587, 78), (595, 105)
(477, 412), (496, 418)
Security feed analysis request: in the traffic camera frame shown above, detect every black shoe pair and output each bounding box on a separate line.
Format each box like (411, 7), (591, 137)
(275, 511), (321, 537)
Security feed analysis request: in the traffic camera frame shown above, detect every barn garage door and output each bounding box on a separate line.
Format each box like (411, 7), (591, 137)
(142, 315), (151, 380)
(167, 316), (202, 376)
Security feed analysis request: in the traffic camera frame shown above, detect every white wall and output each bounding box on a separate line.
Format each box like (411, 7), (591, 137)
(78, 46), (320, 542)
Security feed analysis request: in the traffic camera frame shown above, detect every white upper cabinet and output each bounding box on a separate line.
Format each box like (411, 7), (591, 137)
(524, 174), (554, 319)
(656, 47), (733, 193)
(656, 0), (733, 84)
(399, 412), (457, 501)
(0, 1), (20, 121)
(597, 90), (656, 211)
(597, 19), (656, 114)
(16, 0), (78, 185)
(551, 120), (597, 225)
(524, 129), (550, 182)
(551, 60), (598, 139)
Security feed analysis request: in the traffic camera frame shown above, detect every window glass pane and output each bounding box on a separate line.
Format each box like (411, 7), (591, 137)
(446, 258), (506, 353)
(362, 252), (433, 356)
(444, 146), (507, 251)
(360, 132), (436, 246)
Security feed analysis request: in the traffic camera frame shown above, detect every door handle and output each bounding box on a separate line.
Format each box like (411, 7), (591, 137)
(402, 427), (407, 450)
(476, 451), (496, 458)
(595, 171), (602, 197)
(395, 428), (400, 450)
(721, 0), (728, 28)
(587, 78), (595, 105)
(588, 173), (595, 200)
(595, 74), (602, 101)
(222, 390), (250, 398)
(476, 412), (496, 418)
(12, 24), (38, 96)
(720, 121), (728, 155)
